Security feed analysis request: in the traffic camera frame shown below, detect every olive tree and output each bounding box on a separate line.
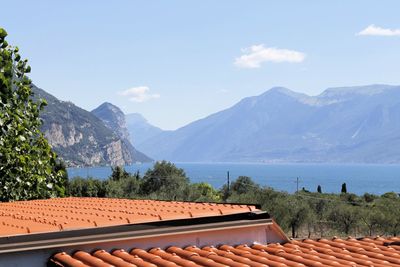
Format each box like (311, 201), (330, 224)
(0, 28), (66, 201)
(284, 195), (312, 238)
(329, 203), (361, 235)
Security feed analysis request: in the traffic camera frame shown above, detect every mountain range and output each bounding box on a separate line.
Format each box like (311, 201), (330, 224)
(134, 84), (400, 163)
(125, 113), (163, 146)
(34, 84), (400, 165)
(33, 86), (152, 167)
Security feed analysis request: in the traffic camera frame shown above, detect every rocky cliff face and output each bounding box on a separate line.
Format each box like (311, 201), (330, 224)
(91, 102), (152, 163)
(92, 102), (130, 140)
(32, 86), (152, 167)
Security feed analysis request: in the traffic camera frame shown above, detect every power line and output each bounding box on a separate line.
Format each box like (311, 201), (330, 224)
(227, 171), (230, 191)
(295, 177), (300, 193)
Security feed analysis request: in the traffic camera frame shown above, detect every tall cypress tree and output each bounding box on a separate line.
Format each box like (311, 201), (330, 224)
(341, 182), (347, 194)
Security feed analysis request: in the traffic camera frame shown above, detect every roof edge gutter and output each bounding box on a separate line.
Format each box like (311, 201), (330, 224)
(0, 211), (276, 254)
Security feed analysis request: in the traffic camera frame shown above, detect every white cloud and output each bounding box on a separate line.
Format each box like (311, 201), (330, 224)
(357, 24), (400, 36)
(118, 86), (160, 102)
(234, 44), (306, 69)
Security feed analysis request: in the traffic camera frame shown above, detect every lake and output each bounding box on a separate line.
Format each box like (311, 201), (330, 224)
(67, 162), (400, 195)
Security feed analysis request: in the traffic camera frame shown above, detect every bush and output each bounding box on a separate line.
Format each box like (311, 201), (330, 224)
(67, 177), (106, 197)
(188, 182), (221, 202)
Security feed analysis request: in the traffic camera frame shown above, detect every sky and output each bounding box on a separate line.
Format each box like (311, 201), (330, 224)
(2, 1), (400, 130)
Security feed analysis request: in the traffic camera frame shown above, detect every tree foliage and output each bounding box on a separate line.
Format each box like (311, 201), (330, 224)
(285, 196), (312, 238)
(317, 185), (322, 193)
(188, 182), (221, 202)
(140, 160), (189, 199)
(110, 166), (130, 181)
(67, 163), (400, 238)
(105, 167), (141, 198)
(329, 204), (360, 235)
(67, 177), (106, 197)
(341, 182), (347, 194)
(0, 27), (66, 201)
(231, 176), (257, 195)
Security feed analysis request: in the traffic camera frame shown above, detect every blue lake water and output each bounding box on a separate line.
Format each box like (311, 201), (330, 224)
(67, 163), (400, 195)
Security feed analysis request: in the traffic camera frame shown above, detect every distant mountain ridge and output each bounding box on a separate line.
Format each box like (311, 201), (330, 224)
(33, 86), (152, 167)
(137, 84), (400, 163)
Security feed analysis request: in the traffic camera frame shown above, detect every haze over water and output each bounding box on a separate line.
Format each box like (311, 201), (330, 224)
(68, 163), (400, 196)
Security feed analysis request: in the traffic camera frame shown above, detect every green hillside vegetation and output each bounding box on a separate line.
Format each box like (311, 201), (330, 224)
(68, 161), (400, 238)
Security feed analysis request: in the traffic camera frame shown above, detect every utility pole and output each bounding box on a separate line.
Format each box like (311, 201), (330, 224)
(296, 177), (299, 193)
(227, 171), (230, 191)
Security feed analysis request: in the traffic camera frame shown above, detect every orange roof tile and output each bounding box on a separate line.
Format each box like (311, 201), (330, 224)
(0, 197), (258, 236)
(49, 237), (400, 267)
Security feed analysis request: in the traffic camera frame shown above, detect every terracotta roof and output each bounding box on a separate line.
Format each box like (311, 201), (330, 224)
(0, 197), (258, 236)
(49, 236), (400, 267)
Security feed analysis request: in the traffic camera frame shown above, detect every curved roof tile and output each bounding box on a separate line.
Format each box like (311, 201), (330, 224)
(0, 198), (258, 236)
(49, 237), (400, 267)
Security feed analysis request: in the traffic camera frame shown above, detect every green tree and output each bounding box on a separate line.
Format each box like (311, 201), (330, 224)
(341, 183), (347, 194)
(308, 196), (333, 237)
(284, 196), (312, 238)
(231, 176), (259, 195)
(375, 197), (400, 236)
(188, 182), (221, 202)
(267, 194), (312, 238)
(140, 161), (189, 200)
(329, 204), (360, 235)
(0, 28), (66, 201)
(110, 166), (130, 181)
(67, 177), (106, 197)
(106, 175), (141, 198)
(105, 180), (125, 198)
(317, 185), (322, 193)
(360, 206), (385, 236)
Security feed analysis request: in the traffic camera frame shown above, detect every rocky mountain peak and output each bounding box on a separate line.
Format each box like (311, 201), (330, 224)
(92, 102), (130, 140)
(33, 86), (152, 166)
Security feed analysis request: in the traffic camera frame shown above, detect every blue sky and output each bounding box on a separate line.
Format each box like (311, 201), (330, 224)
(2, 1), (400, 129)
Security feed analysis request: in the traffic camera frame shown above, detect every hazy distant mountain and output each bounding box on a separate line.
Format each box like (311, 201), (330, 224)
(137, 84), (400, 163)
(125, 113), (164, 146)
(33, 86), (152, 166)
